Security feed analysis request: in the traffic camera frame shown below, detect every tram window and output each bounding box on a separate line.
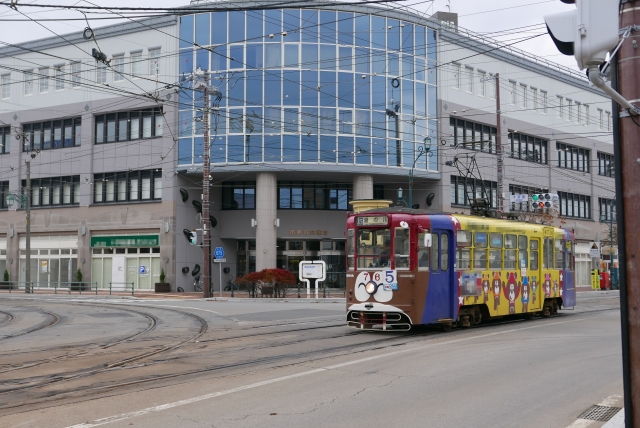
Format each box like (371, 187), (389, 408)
(418, 232), (429, 270)
(518, 235), (527, 250)
(394, 227), (410, 269)
(543, 238), (554, 269)
(457, 248), (471, 269)
(474, 232), (488, 248)
(504, 249), (517, 270)
(474, 249), (487, 269)
(347, 229), (354, 270)
(518, 249), (527, 269)
(441, 234), (449, 271)
(490, 233), (503, 248)
(489, 249), (502, 269)
(356, 228), (391, 268)
(530, 240), (538, 250)
(555, 239), (565, 269)
(530, 249), (539, 271)
(505, 234), (517, 249)
(457, 230), (472, 247)
(567, 241), (574, 270)
(431, 233), (439, 272)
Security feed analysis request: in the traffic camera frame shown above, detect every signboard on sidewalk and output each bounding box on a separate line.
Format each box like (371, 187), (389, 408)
(589, 242), (601, 258)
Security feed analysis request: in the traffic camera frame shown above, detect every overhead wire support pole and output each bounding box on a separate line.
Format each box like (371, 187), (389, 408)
(495, 73), (503, 214)
(25, 157), (31, 293)
(199, 69), (212, 299)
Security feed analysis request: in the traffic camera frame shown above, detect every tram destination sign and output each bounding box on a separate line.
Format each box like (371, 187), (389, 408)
(356, 216), (389, 226)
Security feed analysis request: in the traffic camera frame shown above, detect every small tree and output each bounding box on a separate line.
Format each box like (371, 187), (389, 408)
(160, 268), (166, 283)
(3, 269), (8, 282)
(75, 269), (83, 283)
(236, 268), (296, 298)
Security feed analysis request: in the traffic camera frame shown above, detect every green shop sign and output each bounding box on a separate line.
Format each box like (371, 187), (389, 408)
(91, 235), (159, 248)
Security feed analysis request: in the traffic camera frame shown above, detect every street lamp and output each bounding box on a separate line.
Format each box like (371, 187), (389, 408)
(599, 199), (618, 289)
(397, 187), (408, 207)
(407, 137), (432, 208)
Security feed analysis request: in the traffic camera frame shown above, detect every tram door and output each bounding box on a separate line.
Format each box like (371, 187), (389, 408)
(422, 228), (455, 323)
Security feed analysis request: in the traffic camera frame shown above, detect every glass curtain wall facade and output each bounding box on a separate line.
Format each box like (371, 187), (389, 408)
(177, 8), (438, 171)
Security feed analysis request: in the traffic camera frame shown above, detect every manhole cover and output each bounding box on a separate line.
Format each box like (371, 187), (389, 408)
(578, 405), (622, 422)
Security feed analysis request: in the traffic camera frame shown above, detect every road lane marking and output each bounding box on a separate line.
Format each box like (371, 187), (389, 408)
(67, 317), (590, 428)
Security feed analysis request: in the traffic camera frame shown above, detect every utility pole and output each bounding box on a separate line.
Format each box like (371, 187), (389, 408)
(386, 101), (401, 167)
(614, 3), (640, 425)
(495, 73), (503, 214)
(25, 157), (31, 293)
(201, 71), (211, 299)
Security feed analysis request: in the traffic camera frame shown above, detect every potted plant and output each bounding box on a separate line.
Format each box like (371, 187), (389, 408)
(71, 269), (83, 291)
(0, 269), (10, 290)
(155, 268), (170, 293)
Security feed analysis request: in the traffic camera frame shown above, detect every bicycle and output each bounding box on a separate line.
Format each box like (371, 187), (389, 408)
(193, 275), (214, 295)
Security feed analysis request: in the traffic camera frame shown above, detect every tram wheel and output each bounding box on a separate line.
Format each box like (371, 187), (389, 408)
(526, 313), (536, 320)
(441, 323), (452, 332)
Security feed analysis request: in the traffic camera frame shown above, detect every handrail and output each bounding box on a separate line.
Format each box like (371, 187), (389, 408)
(109, 282), (135, 296)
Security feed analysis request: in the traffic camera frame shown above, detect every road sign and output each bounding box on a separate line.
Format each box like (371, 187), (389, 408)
(214, 247), (225, 259)
(139, 265), (147, 274)
(590, 242), (601, 258)
(213, 258), (226, 263)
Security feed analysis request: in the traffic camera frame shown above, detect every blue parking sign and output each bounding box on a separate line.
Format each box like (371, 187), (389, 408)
(214, 247), (225, 259)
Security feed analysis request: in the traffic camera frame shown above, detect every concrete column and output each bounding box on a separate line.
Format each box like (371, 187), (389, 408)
(353, 174), (374, 200)
(256, 172), (277, 270)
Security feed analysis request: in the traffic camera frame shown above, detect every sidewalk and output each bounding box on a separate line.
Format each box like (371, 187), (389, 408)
(601, 409), (625, 428)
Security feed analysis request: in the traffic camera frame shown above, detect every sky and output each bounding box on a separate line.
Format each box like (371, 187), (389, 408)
(0, 0), (578, 70)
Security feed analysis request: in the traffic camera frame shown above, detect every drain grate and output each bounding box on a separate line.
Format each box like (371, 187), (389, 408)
(578, 405), (622, 422)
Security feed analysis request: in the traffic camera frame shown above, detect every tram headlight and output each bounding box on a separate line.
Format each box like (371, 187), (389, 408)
(365, 281), (377, 295)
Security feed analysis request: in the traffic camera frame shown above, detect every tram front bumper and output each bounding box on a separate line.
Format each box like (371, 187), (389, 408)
(347, 303), (412, 331)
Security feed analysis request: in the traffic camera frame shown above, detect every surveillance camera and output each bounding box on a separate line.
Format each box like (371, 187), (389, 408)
(30, 153), (36, 159)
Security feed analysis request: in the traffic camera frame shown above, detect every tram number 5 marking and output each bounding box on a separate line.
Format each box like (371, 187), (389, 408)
(383, 270), (398, 291)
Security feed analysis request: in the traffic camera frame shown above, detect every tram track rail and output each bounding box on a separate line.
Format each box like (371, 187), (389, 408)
(0, 309), (60, 342)
(0, 311), (15, 328)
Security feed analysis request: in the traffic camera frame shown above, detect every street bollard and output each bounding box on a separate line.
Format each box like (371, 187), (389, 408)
(297, 282), (300, 298)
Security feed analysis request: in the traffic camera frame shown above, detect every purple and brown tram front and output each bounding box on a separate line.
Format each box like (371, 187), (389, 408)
(346, 208), (457, 331)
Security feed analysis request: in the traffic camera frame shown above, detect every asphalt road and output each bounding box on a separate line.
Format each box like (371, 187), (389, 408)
(0, 292), (622, 428)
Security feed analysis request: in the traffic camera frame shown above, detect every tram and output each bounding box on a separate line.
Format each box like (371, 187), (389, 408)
(346, 201), (575, 331)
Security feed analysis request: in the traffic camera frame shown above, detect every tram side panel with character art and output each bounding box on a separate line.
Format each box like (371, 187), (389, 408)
(346, 207), (575, 331)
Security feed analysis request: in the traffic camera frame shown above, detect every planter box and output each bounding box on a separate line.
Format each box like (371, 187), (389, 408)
(155, 283), (171, 293)
(0, 281), (12, 290)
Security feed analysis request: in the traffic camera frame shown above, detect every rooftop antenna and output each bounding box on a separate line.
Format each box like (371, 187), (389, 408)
(446, 0), (451, 13)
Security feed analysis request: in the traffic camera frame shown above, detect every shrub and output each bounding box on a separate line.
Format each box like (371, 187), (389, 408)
(159, 269), (166, 283)
(236, 268), (296, 298)
(75, 269), (83, 283)
(3, 269), (8, 282)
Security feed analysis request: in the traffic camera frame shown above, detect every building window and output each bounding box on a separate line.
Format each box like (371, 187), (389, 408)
(131, 51), (143, 77)
(567, 99), (574, 121)
(39, 67), (49, 93)
(112, 55), (124, 82)
(452, 63), (461, 89)
(599, 198), (615, 222)
(97, 62), (107, 84)
(450, 176), (497, 208)
(221, 182), (256, 210)
(93, 169), (162, 204)
(54, 65), (64, 90)
(606, 111), (611, 131)
(509, 131), (548, 164)
(598, 109), (604, 129)
(541, 91), (548, 114)
(557, 142), (590, 173)
(22, 176), (80, 207)
(489, 73), (496, 99)
(373, 184), (385, 200)
(24, 70), (34, 95)
(149, 48), (161, 75)
(0, 127), (10, 154)
(450, 117), (496, 154)
(0, 181), (8, 209)
(559, 192), (591, 219)
(94, 108), (163, 144)
(71, 62), (81, 88)
(22, 117), (81, 151)
(531, 87), (537, 111)
(557, 96), (563, 118)
(510, 81), (517, 105)
(465, 66), (474, 93)
(478, 71), (486, 97)
(520, 84), (527, 108)
(277, 181), (352, 210)
(584, 104), (590, 126)
(576, 102), (582, 124)
(598, 152), (615, 177)
(509, 184), (549, 213)
(1, 74), (9, 99)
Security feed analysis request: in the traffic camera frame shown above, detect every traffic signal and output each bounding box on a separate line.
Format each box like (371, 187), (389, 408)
(544, 0), (619, 70)
(531, 193), (558, 209)
(189, 231), (197, 246)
